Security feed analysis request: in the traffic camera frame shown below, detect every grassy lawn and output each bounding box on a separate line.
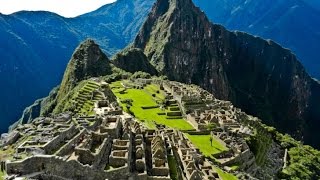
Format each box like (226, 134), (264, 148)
(144, 84), (166, 100)
(214, 167), (238, 180)
(0, 170), (7, 180)
(111, 81), (194, 130)
(185, 134), (228, 157)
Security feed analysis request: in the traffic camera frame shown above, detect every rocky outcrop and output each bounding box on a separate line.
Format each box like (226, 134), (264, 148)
(18, 99), (43, 125)
(57, 39), (112, 102)
(112, 48), (157, 75)
(193, 0), (320, 79)
(133, 0), (320, 148)
(9, 87), (59, 131)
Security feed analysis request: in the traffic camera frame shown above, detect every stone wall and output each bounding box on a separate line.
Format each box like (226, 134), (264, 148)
(76, 148), (95, 165)
(76, 136), (111, 167)
(6, 155), (130, 180)
(148, 176), (171, 180)
(92, 137), (111, 168)
(166, 111), (182, 116)
(44, 125), (79, 154)
(55, 129), (87, 156)
(100, 117), (122, 138)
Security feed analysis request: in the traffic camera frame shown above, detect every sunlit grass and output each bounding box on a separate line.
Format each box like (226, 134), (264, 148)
(214, 166), (238, 180)
(111, 81), (194, 130)
(185, 134), (228, 157)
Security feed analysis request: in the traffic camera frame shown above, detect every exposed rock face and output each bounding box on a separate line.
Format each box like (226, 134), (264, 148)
(133, 0), (320, 148)
(112, 48), (157, 75)
(18, 99), (42, 125)
(9, 87), (59, 131)
(193, 0), (320, 79)
(57, 39), (111, 102)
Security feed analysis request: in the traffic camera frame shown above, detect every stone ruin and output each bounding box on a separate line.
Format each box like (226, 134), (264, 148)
(162, 81), (215, 114)
(167, 130), (221, 180)
(0, 80), (285, 180)
(150, 135), (170, 179)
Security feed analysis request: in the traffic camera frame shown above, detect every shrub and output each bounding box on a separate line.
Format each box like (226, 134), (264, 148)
(130, 71), (151, 79)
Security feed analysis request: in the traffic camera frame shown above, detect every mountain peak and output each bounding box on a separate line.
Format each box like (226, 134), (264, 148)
(132, 0), (320, 151)
(57, 39), (111, 102)
(81, 38), (96, 45)
(134, 0), (213, 73)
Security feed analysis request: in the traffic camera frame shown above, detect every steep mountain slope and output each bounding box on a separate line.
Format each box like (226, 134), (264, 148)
(0, 12), (79, 133)
(57, 39), (111, 102)
(193, 0), (320, 79)
(12, 39), (113, 129)
(133, 0), (320, 148)
(2, 0), (319, 136)
(6, 43), (320, 179)
(112, 48), (157, 75)
(0, 0), (155, 133)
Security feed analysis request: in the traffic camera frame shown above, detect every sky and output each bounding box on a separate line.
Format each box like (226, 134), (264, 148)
(0, 0), (117, 17)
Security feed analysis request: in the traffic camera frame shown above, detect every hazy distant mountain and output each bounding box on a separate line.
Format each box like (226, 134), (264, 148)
(193, 0), (320, 79)
(303, 0), (320, 10)
(0, 0), (155, 133)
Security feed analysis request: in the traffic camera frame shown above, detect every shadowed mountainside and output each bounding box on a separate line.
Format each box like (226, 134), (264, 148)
(193, 0), (320, 79)
(133, 0), (320, 148)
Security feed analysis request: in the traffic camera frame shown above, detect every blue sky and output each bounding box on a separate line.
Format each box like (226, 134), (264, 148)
(0, 0), (116, 17)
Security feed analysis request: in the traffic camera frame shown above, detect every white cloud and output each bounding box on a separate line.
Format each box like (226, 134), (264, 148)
(0, 0), (117, 17)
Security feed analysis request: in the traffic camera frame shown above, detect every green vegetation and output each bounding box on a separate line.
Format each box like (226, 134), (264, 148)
(185, 134), (228, 157)
(206, 123), (218, 131)
(168, 155), (179, 180)
(54, 80), (102, 115)
(280, 145), (320, 179)
(273, 132), (320, 179)
(104, 165), (114, 171)
(0, 170), (7, 180)
(246, 129), (272, 165)
(103, 66), (133, 83)
(144, 84), (166, 101)
(229, 163), (240, 171)
(130, 71), (151, 79)
(214, 167), (238, 180)
(0, 146), (15, 162)
(57, 39), (111, 105)
(241, 116), (320, 180)
(111, 81), (194, 130)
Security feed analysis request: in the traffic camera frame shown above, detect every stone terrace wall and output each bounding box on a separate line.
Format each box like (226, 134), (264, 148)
(6, 155), (130, 180)
(55, 129), (87, 156)
(44, 125), (79, 154)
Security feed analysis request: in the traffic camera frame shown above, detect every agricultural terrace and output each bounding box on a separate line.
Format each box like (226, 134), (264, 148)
(110, 80), (194, 130)
(71, 81), (103, 116)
